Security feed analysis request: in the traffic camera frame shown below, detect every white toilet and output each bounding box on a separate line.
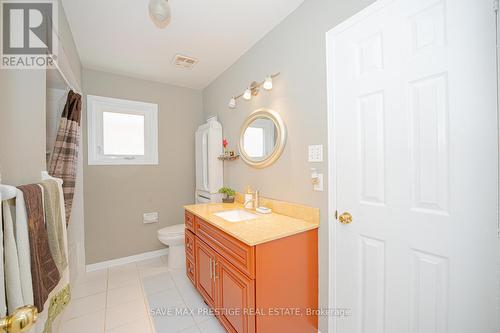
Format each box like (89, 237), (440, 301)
(157, 224), (186, 270)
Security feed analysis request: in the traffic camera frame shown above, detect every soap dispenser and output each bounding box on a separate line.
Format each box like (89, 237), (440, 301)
(244, 186), (253, 209)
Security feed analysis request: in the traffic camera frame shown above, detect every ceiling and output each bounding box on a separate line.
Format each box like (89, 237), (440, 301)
(61, 0), (305, 89)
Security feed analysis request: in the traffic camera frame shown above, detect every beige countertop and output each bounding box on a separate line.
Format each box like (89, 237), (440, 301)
(184, 203), (319, 246)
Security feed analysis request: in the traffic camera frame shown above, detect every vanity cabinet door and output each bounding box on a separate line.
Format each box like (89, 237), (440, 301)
(216, 257), (255, 333)
(194, 238), (217, 308)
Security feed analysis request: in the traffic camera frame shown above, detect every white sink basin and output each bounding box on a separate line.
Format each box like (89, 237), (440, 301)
(214, 209), (258, 223)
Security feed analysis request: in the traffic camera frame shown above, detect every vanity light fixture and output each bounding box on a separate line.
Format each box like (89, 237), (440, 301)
(227, 72), (280, 109)
(243, 88), (252, 101)
(228, 97), (237, 109)
(263, 76), (273, 90)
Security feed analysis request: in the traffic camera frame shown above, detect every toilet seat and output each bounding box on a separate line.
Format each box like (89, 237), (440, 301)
(158, 224), (186, 258)
(158, 224), (185, 238)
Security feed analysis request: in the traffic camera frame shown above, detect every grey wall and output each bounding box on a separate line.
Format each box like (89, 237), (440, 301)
(0, 0), (81, 185)
(202, 0), (374, 331)
(0, 71), (47, 185)
(57, 0), (82, 85)
(82, 69), (204, 264)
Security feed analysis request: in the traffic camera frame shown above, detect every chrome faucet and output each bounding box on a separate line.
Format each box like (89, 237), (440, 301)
(243, 190), (260, 210)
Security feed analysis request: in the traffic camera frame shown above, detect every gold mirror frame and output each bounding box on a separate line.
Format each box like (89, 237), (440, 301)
(239, 109), (287, 169)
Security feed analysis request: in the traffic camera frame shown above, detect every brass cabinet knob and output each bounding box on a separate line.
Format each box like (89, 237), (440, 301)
(338, 212), (353, 225)
(0, 306), (38, 333)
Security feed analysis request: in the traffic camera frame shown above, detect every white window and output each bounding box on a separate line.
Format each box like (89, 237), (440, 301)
(87, 95), (158, 165)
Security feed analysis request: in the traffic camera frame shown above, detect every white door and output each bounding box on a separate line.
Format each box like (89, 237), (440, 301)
(327, 0), (499, 332)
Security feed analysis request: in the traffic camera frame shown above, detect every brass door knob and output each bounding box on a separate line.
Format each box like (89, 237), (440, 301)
(0, 306), (38, 333)
(338, 212), (353, 224)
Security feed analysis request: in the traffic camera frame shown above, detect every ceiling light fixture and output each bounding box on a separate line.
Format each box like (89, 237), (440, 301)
(227, 73), (280, 109)
(149, 0), (171, 28)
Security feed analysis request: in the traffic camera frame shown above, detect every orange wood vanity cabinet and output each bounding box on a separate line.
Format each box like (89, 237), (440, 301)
(184, 211), (318, 333)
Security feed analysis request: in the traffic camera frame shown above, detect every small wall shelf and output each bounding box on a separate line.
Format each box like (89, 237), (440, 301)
(218, 154), (240, 161)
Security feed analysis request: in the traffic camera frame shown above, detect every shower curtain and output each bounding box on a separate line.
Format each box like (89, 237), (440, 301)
(48, 90), (82, 225)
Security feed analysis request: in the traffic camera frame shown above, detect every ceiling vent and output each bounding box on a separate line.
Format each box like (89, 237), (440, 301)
(172, 54), (198, 69)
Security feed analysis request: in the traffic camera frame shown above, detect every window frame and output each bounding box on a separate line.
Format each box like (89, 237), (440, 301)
(87, 95), (159, 165)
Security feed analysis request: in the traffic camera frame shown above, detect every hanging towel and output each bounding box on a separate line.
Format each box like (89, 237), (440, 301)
(53, 179), (69, 258)
(13, 190), (33, 306)
(39, 180), (68, 273)
(18, 184), (60, 312)
(0, 202), (6, 317)
(48, 90), (82, 225)
(2, 200), (24, 313)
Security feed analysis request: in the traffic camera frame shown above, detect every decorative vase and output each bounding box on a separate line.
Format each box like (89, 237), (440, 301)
(222, 196), (235, 203)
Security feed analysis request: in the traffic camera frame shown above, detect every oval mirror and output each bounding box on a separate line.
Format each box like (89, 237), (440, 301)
(239, 109), (286, 168)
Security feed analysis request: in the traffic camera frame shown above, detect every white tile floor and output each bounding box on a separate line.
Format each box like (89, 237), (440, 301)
(58, 256), (226, 333)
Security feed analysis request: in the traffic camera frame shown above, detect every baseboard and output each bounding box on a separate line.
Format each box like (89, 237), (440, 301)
(85, 248), (169, 272)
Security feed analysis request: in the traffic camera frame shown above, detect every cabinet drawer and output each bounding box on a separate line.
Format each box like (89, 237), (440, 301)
(185, 229), (195, 260)
(195, 216), (255, 279)
(185, 211), (194, 232)
(186, 257), (195, 286)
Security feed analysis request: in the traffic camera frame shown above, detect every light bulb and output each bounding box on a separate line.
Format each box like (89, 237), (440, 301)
(263, 76), (273, 90)
(228, 97), (236, 109)
(243, 88), (252, 101)
(149, 0), (171, 27)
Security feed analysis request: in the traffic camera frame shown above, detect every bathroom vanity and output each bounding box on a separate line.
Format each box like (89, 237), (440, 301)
(184, 202), (319, 333)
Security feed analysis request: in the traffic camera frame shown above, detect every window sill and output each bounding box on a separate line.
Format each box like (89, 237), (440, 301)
(88, 158), (159, 166)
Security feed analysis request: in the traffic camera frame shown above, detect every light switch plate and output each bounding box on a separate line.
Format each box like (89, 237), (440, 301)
(143, 212), (159, 224)
(308, 145), (323, 162)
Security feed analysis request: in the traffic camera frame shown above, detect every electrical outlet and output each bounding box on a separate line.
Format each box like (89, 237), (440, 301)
(308, 145), (323, 162)
(143, 212), (159, 224)
(313, 174), (324, 192)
